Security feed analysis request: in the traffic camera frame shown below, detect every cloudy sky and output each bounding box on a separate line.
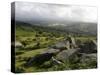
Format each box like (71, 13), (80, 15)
(15, 2), (97, 24)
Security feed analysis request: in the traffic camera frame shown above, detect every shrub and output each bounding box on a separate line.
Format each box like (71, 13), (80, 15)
(16, 51), (24, 55)
(15, 67), (25, 73)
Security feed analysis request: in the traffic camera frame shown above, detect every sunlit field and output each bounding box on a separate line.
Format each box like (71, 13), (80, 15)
(15, 23), (97, 73)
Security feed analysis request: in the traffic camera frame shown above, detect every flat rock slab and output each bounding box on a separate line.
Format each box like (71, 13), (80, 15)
(80, 53), (97, 63)
(56, 48), (80, 62)
(15, 41), (23, 48)
(26, 53), (54, 66)
(42, 48), (60, 54)
(79, 40), (97, 54)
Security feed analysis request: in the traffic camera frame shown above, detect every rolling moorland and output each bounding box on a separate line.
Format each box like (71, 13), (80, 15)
(15, 21), (97, 73)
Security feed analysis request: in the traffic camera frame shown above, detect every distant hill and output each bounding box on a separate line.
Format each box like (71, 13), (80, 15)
(16, 21), (97, 36)
(47, 22), (97, 35)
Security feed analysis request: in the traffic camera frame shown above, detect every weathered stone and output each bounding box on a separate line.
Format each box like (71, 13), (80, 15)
(80, 53), (97, 63)
(51, 57), (63, 65)
(42, 48), (60, 54)
(79, 40), (97, 54)
(93, 40), (97, 45)
(26, 53), (54, 66)
(50, 36), (77, 50)
(15, 41), (23, 48)
(90, 40), (97, 51)
(70, 37), (77, 48)
(65, 36), (77, 48)
(76, 39), (82, 46)
(56, 48), (80, 62)
(51, 41), (67, 50)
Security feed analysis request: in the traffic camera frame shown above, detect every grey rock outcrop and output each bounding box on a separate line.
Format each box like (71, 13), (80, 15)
(56, 48), (80, 62)
(80, 53), (97, 64)
(42, 48), (60, 54)
(79, 40), (97, 54)
(15, 41), (23, 48)
(26, 53), (54, 66)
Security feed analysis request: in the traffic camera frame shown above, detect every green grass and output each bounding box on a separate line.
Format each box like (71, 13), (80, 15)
(15, 24), (97, 73)
(18, 48), (47, 58)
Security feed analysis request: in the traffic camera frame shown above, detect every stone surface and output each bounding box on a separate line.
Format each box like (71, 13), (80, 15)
(51, 41), (67, 50)
(15, 41), (23, 48)
(56, 48), (80, 62)
(51, 36), (77, 50)
(27, 53), (54, 66)
(80, 53), (97, 63)
(51, 57), (63, 65)
(79, 40), (97, 54)
(42, 48), (60, 54)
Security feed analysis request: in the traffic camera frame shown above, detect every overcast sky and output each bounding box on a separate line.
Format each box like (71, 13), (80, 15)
(15, 2), (97, 24)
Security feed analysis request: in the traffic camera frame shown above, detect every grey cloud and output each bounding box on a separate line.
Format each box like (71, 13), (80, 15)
(15, 2), (97, 24)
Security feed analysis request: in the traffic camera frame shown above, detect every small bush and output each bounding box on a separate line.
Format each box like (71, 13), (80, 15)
(15, 67), (25, 73)
(16, 51), (24, 55)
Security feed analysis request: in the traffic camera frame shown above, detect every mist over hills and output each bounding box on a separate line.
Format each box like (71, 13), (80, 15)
(46, 22), (97, 35)
(15, 2), (97, 36)
(16, 20), (97, 36)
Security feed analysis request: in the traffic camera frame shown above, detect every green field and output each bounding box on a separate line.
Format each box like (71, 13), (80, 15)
(15, 23), (97, 73)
